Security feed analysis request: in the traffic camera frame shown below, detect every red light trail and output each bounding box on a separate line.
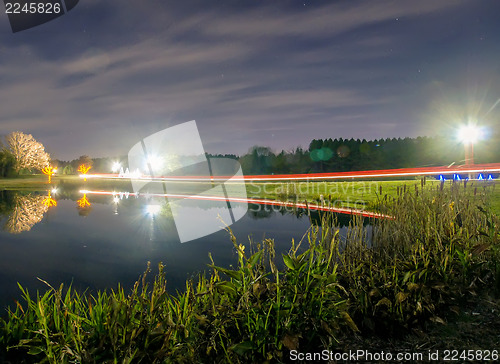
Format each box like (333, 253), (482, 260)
(80, 189), (390, 219)
(78, 163), (499, 219)
(80, 162), (500, 182)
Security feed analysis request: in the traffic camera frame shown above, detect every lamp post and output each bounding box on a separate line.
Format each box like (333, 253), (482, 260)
(111, 161), (121, 173)
(464, 140), (473, 165)
(458, 124), (481, 179)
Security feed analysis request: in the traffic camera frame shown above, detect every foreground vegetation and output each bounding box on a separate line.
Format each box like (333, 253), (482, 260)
(0, 179), (499, 363)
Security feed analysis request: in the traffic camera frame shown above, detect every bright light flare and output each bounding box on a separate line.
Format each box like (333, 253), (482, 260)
(145, 204), (161, 216)
(111, 161), (121, 172)
(458, 124), (482, 144)
(145, 155), (163, 171)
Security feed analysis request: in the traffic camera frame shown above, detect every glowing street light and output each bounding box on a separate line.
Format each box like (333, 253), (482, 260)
(111, 161), (121, 173)
(145, 155), (163, 171)
(457, 123), (484, 180)
(458, 123), (482, 166)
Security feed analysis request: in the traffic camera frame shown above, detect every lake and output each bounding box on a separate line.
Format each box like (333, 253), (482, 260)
(0, 188), (366, 312)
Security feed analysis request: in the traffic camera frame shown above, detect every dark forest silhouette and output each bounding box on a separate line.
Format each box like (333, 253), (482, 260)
(48, 134), (500, 176)
(238, 135), (500, 175)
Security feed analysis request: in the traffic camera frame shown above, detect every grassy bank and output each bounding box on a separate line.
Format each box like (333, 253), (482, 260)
(0, 175), (134, 192)
(246, 179), (500, 215)
(1, 180), (499, 363)
(0, 175), (54, 190)
(2, 174), (499, 215)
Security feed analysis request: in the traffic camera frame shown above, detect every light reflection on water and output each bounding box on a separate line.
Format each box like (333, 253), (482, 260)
(0, 189), (368, 312)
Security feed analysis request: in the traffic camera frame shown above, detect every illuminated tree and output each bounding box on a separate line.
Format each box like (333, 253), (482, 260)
(6, 131), (51, 173)
(77, 164), (92, 174)
(42, 166), (56, 183)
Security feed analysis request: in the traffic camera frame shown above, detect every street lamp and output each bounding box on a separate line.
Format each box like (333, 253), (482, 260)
(458, 124), (481, 165)
(457, 123), (482, 179)
(111, 161), (121, 173)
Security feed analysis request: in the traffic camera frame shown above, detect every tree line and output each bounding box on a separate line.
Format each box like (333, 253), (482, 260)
(239, 135), (500, 175)
(2, 132), (500, 177)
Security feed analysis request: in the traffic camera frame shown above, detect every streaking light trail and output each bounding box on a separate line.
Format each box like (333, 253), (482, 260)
(79, 189), (390, 219)
(78, 162), (500, 182)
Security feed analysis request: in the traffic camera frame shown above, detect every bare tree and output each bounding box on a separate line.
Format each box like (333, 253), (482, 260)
(6, 131), (51, 173)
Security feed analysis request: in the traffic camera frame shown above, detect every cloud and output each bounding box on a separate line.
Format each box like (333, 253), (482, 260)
(198, 0), (461, 39)
(0, 0), (497, 159)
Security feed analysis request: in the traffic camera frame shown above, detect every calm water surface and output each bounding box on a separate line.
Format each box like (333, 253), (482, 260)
(0, 189), (361, 311)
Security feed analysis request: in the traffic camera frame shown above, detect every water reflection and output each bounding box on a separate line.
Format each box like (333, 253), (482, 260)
(3, 193), (50, 234)
(43, 191), (57, 207)
(77, 193), (91, 208)
(76, 193), (92, 216)
(247, 202), (371, 227)
(0, 188), (369, 236)
(0, 187), (373, 312)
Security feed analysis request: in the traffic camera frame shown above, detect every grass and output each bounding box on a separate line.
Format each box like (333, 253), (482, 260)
(0, 175), (54, 190)
(246, 179), (500, 215)
(0, 175), (134, 192)
(246, 179), (401, 210)
(1, 179), (499, 363)
(2, 174), (499, 214)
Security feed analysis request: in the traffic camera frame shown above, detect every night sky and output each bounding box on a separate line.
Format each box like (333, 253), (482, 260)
(1, 0), (500, 160)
